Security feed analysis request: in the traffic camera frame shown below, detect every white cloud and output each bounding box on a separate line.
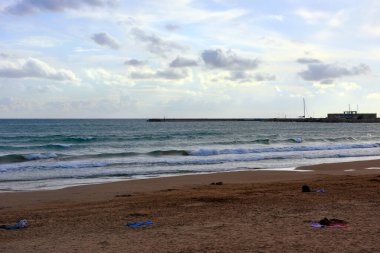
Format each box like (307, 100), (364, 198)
(130, 68), (191, 82)
(17, 36), (62, 48)
(86, 68), (132, 86)
(295, 9), (330, 24)
(227, 71), (276, 82)
(366, 93), (380, 99)
(0, 57), (77, 81)
(338, 82), (361, 91)
(363, 24), (380, 37)
(295, 8), (346, 28)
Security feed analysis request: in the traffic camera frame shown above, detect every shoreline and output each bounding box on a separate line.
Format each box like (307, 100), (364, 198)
(1, 159), (379, 252)
(1, 159), (380, 209)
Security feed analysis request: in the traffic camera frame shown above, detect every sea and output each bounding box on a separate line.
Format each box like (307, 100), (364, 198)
(1, 119), (380, 192)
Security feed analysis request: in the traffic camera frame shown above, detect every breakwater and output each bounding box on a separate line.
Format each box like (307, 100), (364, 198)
(147, 118), (380, 123)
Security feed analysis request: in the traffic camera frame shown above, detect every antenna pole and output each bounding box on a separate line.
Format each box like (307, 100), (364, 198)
(303, 98), (306, 118)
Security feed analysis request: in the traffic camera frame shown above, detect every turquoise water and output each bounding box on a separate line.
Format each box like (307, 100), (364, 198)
(1, 119), (380, 191)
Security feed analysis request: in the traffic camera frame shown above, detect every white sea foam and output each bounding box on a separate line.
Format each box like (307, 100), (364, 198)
(190, 143), (380, 156)
(23, 152), (58, 160)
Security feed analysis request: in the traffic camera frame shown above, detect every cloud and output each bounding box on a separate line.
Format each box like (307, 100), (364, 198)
(0, 53), (10, 58)
(254, 73), (276, 82)
(124, 59), (145, 66)
(296, 58), (321, 64)
(363, 24), (380, 37)
(169, 56), (198, 68)
(4, 0), (117, 15)
(130, 68), (189, 81)
(165, 24), (180, 31)
(201, 49), (259, 70)
(298, 61), (370, 83)
(366, 93), (380, 100)
(91, 32), (120, 50)
(0, 57), (77, 81)
(0, 97), (13, 109)
(295, 9), (329, 24)
(338, 82), (361, 91)
(295, 9), (346, 28)
(265, 15), (284, 22)
(227, 71), (276, 82)
(86, 68), (132, 86)
(131, 28), (185, 57)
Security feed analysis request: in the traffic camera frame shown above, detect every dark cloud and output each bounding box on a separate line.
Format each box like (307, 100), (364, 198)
(91, 33), (120, 50)
(165, 24), (180, 31)
(254, 73), (276, 82)
(169, 56), (198, 68)
(0, 53), (10, 58)
(156, 69), (188, 80)
(227, 71), (250, 81)
(131, 28), (185, 57)
(4, 0), (117, 15)
(298, 62), (370, 83)
(124, 59), (145, 66)
(130, 69), (189, 80)
(227, 71), (276, 82)
(0, 97), (12, 108)
(296, 58), (321, 64)
(320, 79), (334, 84)
(0, 57), (77, 81)
(202, 49), (259, 70)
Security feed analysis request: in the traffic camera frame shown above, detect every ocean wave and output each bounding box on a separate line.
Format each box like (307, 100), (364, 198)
(0, 143), (74, 151)
(71, 150), (190, 160)
(0, 149), (190, 165)
(62, 136), (95, 142)
(0, 152), (59, 164)
(3, 151), (380, 175)
(0, 169), (200, 183)
(23, 152), (58, 160)
(190, 143), (380, 156)
(147, 150), (190, 156)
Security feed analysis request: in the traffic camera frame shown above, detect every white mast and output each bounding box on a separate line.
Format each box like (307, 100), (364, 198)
(303, 98), (306, 118)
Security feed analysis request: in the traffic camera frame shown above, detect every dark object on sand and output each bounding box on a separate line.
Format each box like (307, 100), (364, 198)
(211, 182), (223, 185)
(311, 218), (348, 228)
(319, 218), (347, 226)
(319, 217), (330, 226)
(126, 221), (153, 228)
(302, 185), (311, 192)
(0, 219), (28, 230)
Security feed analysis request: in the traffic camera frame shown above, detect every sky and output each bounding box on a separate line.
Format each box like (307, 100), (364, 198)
(0, 0), (379, 118)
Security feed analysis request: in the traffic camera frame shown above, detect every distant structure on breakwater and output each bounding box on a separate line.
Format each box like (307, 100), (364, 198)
(148, 111), (380, 123)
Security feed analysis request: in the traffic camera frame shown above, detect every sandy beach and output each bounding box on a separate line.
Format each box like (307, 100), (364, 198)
(1, 159), (379, 253)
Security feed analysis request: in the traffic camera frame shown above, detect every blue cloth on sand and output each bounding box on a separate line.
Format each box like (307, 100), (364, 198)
(127, 221), (153, 228)
(0, 219), (28, 230)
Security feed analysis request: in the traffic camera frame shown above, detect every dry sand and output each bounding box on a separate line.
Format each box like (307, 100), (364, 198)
(1, 159), (380, 253)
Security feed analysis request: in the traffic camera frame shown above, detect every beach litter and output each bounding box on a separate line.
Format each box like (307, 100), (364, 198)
(211, 182), (223, 185)
(302, 185), (325, 193)
(311, 218), (347, 228)
(0, 219), (28, 230)
(302, 185), (311, 192)
(126, 221), (153, 228)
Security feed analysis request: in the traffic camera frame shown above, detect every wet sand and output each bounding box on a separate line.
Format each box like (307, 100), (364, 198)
(1, 160), (379, 253)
